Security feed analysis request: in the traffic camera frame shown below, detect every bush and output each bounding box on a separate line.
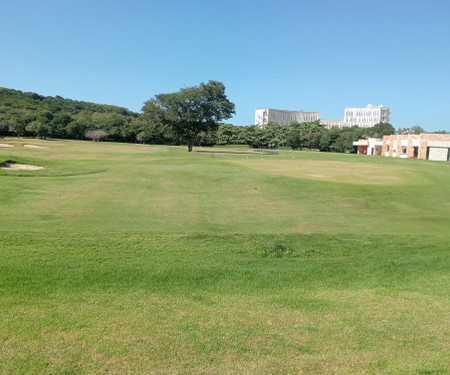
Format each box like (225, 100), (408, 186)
(85, 129), (109, 142)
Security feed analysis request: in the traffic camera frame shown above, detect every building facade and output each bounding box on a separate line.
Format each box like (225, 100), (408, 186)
(255, 104), (390, 129)
(319, 119), (345, 129)
(255, 108), (319, 128)
(344, 104), (390, 128)
(321, 104), (390, 129)
(355, 134), (450, 161)
(382, 134), (450, 161)
(353, 138), (383, 155)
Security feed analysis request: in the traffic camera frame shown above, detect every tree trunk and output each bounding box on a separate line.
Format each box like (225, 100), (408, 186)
(188, 143), (193, 152)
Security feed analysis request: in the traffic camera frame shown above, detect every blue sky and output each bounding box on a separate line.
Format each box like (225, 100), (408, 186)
(1, 0), (450, 131)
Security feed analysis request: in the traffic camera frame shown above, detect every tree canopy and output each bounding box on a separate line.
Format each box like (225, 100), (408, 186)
(141, 81), (235, 151)
(5, 85), (436, 154)
(396, 125), (426, 135)
(0, 87), (138, 141)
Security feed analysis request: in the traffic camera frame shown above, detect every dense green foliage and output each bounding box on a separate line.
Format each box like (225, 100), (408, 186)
(212, 121), (395, 152)
(0, 139), (449, 374)
(0, 87), (139, 141)
(0, 86), (445, 154)
(397, 125), (426, 134)
(0, 87), (393, 153)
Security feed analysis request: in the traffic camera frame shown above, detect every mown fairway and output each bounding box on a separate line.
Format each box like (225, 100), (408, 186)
(1, 138), (449, 374)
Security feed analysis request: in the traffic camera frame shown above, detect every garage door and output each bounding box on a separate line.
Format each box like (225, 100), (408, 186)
(427, 147), (450, 161)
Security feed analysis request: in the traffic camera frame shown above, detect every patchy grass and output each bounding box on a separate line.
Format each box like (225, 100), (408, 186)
(232, 158), (410, 184)
(0, 139), (449, 374)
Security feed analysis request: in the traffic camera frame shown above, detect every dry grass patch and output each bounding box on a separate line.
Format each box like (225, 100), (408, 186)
(232, 159), (407, 184)
(23, 144), (48, 149)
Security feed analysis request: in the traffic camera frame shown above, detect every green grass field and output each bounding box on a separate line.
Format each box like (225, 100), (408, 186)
(1, 138), (449, 374)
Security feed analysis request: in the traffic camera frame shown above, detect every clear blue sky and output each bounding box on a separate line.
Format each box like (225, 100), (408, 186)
(1, 0), (450, 131)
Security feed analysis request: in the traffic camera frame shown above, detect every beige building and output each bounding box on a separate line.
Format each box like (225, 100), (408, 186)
(353, 138), (383, 155)
(354, 134), (450, 161)
(382, 134), (450, 161)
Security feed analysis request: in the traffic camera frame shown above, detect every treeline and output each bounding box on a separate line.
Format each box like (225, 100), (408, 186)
(120, 119), (397, 153)
(203, 121), (396, 152)
(0, 87), (395, 152)
(0, 87), (140, 141)
(3, 86), (445, 153)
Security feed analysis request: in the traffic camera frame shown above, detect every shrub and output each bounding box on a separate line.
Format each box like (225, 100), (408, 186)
(85, 129), (109, 142)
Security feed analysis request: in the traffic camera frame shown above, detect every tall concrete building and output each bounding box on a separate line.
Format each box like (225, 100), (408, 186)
(320, 104), (390, 129)
(255, 104), (390, 129)
(255, 108), (319, 128)
(319, 119), (345, 129)
(343, 104), (390, 128)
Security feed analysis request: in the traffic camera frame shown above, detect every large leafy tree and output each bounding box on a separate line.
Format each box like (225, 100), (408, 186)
(286, 121), (324, 150)
(216, 123), (236, 145)
(285, 121), (304, 150)
(51, 112), (73, 138)
(9, 110), (34, 138)
(26, 120), (51, 139)
(142, 81), (235, 151)
(240, 125), (262, 148)
(368, 122), (395, 137)
(260, 122), (284, 148)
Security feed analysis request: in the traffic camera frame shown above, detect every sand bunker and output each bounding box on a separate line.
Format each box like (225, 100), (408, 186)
(24, 144), (47, 149)
(0, 143), (14, 148)
(0, 162), (44, 170)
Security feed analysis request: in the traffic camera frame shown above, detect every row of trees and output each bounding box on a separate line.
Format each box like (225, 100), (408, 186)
(137, 82), (396, 152)
(134, 120), (396, 153)
(396, 125), (448, 135)
(0, 87), (139, 141)
(0, 83), (237, 151)
(1, 84), (446, 152)
(1, 109), (140, 141)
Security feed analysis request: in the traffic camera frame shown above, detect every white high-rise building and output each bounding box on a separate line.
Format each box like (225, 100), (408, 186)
(319, 119), (345, 129)
(343, 104), (390, 128)
(255, 108), (319, 128)
(255, 104), (390, 129)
